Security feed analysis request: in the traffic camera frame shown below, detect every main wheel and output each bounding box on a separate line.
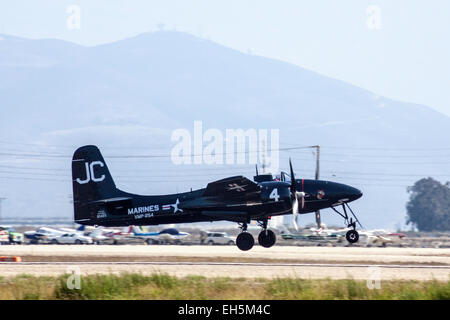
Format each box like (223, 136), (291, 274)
(236, 232), (254, 251)
(258, 230), (276, 248)
(346, 230), (359, 243)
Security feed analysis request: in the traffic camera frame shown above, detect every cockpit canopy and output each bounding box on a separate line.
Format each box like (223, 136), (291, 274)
(254, 171), (293, 183)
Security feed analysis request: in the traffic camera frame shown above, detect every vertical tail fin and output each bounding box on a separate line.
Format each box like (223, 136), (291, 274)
(72, 145), (119, 223)
(89, 227), (104, 238)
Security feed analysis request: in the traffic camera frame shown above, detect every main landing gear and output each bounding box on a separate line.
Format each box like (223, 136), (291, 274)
(236, 223), (254, 251)
(257, 219), (276, 248)
(236, 220), (276, 251)
(331, 203), (363, 244)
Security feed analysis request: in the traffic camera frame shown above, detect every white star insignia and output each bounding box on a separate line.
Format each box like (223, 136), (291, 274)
(171, 198), (183, 213)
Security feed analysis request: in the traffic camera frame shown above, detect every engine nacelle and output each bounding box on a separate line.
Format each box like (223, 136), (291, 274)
(259, 181), (291, 203)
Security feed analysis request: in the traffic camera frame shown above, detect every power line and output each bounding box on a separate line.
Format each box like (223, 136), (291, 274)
(0, 176), (68, 182)
(0, 163), (449, 179)
(322, 145), (450, 151)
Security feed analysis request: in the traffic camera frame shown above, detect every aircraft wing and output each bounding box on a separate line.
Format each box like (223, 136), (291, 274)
(203, 176), (260, 199)
(175, 176), (261, 221)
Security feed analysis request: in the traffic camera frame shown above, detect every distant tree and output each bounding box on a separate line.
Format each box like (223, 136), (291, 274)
(406, 178), (450, 231)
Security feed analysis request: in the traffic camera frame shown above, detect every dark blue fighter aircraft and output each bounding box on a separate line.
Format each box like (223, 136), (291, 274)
(72, 145), (363, 251)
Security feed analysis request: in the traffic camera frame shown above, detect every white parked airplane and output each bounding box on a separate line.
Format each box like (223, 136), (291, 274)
(359, 230), (407, 247)
(24, 227), (66, 244)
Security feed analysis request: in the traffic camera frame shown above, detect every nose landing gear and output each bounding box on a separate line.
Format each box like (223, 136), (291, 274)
(331, 203), (363, 245)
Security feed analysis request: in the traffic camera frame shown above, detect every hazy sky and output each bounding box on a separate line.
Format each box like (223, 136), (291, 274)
(2, 0), (450, 116)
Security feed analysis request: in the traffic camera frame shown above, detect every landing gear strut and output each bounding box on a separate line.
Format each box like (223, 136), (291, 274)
(331, 203), (363, 244)
(236, 222), (254, 251)
(257, 219), (276, 248)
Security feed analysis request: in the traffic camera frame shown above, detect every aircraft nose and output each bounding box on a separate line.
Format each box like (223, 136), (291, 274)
(349, 186), (363, 201)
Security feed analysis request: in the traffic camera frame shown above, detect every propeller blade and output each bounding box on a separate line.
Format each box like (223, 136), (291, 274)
(296, 191), (306, 209)
(293, 214), (299, 231)
(292, 191), (299, 230)
(293, 215), (298, 231)
(292, 196), (299, 215)
(289, 159), (303, 231)
(289, 158), (296, 193)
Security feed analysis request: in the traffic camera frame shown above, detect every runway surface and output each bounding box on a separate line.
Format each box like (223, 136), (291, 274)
(1, 245), (449, 280)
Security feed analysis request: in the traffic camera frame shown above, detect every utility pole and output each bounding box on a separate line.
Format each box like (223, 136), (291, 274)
(261, 139), (267, 174)
(312, 146), (321, 229)
(0, 197), (6, 223)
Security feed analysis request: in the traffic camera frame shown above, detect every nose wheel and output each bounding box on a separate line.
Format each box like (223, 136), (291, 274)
(346, 230), (359, 243)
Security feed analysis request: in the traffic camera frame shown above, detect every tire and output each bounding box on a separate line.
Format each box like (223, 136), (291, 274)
(207, 240), (214, 245)
(75, 239), (82, 245)
(258, 230), (276, 248)
(51, 239), (58, 245)
(236, 232), (254, 251)
(227, 241), (234, 245)
(346, 230), (359, 244)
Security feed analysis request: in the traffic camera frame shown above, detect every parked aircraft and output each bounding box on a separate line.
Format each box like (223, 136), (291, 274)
(361, 230), (407, 247)
(24, 227), (66, 244)
(132, 226), (190, 244)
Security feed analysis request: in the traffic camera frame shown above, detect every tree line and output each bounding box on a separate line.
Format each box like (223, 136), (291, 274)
(406, 177), (450, 231)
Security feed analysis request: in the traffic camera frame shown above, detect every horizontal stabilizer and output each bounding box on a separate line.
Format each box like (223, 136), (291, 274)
(88, 197), (133, 204)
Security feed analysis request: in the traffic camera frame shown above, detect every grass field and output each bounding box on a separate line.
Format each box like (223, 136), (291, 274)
(0, 273), (449, 300)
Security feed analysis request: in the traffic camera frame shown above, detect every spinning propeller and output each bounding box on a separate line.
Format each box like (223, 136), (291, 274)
(289, 159), (305, 231)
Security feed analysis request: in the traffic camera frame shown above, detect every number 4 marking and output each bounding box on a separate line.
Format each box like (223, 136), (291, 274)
(269, 188), (280, 202)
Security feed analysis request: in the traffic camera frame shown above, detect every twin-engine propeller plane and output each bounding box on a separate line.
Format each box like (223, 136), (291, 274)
(72, 145), (363, 251)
